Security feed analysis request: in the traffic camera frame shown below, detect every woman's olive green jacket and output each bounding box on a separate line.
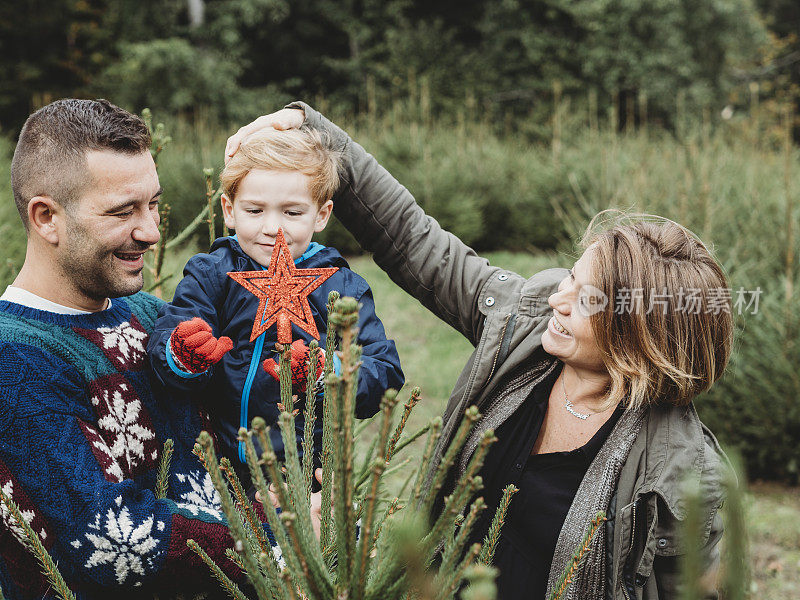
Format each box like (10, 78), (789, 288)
(292, 101), (726, 600)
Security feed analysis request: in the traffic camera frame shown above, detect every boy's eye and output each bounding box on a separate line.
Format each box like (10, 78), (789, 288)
(286, 210), (302, 216)
(246, 209), (261, 214)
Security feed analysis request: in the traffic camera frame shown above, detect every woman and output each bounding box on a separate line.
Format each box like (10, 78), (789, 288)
(227, 105), (731, 600)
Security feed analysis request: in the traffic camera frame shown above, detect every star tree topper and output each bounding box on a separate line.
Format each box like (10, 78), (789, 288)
(228, 229), (339, 343)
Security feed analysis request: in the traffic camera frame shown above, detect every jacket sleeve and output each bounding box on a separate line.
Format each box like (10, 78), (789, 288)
(0, 344), (240, 591)
(148, 254), (224, 392)
(353, 282), (405, 419)
(287, 101), (501, 347)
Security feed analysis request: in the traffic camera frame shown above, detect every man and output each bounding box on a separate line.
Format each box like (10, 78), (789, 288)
(0, 99), (238, 598)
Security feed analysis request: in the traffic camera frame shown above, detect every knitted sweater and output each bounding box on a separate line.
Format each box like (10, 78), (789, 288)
(0, 293), (252, 599)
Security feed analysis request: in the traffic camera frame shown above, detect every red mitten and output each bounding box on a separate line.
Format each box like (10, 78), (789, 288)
(262, 339), (325, 394)
(170, 317), (233, 373)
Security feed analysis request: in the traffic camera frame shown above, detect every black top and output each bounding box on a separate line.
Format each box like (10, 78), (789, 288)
(473, 364), (622, 600)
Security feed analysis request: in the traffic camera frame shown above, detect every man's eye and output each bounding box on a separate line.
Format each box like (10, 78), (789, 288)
(115, 210), (133, 217)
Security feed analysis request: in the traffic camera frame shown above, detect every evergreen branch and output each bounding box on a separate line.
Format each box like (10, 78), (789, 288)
(225, 547), (246, 573)
(302, 341), (321, 504)
(145, 272), (174, 294)
(353, 391), (399, 598)
(277, 411), (317, 549)
(319, 290), (340, 550)
(220, 457), (272, 554)
(0, 488), (75, 600)
(391, 423), (431, 458)
(547, 511), (606, 600)
(253, 422), (333, 599)
(150, 202), (171, 297)
(478, 484), (518, 566)
(461, 564), (499, 600)
(281, 512), (333, 599)
(187, 539), (249, 600)
(192, 442), (208, 471)
(204, 169), (218, 248)
(166, 205), (210, 249)
(278, 344), (293, 414)
(410, 418), (442, 509)
(421, 406), (481, 515)
(385, 387), (421, 462)
(243, 423), (303, 585)
(155, 438), (174, 500)
(424, 429), (497, 557)
(329, 297), (361, 592)
(279, 570), (298, 600)
(721, 457), (748, 600)
(370, 497), (401, 555)
(438, 498), (486, 581)
(355, 434), (381, 493)
(437, 542), (482, 600)
(197, 431), (273, 600)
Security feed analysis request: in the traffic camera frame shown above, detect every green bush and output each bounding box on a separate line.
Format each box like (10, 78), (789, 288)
(0, 136), (26, 288)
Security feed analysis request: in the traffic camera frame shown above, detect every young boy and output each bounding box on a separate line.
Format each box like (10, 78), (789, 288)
(148, 127), (404, 481)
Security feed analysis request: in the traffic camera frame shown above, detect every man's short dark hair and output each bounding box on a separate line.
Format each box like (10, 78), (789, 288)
(10, 99), (152, 229)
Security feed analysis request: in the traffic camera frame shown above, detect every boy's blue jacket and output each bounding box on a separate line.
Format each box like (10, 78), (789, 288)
(148, 236), (404, 467)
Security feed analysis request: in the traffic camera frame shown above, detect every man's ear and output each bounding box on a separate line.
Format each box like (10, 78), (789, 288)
(220, 194), (236, 231)
(28, 196), (61, 245)
(314, 200), (333, 232)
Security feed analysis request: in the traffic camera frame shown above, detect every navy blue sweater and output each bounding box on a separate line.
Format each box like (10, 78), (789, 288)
(0, 293), (252, 599)
(148, 237), (404, 471)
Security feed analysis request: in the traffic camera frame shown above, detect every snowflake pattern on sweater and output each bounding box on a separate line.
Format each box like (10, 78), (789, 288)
(72, 495), (165, 586)
(0, 294), (265, 599)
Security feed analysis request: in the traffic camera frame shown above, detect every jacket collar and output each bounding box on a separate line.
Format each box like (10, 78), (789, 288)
(210, 236), (348, 270)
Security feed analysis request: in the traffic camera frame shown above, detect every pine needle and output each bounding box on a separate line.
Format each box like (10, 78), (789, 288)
(0, 489), (75, 600)
(187, 539), (249, 600)
(155, 438), (174, 499)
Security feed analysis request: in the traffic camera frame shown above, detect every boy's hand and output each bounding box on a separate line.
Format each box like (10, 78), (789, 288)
(170, 317), (233, 373)
(262, 339), (325, 394)
(225, 107), (305, 164)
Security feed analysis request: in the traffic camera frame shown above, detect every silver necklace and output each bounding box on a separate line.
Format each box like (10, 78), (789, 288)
(562, 377), (590, 420)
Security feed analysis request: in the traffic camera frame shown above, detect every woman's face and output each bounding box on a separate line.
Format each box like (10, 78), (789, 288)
(542, 247), (608, 373)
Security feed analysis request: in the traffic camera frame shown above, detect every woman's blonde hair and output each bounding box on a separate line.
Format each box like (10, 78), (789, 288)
(582, 211), (734, 410)
(220, 127), (342, 207)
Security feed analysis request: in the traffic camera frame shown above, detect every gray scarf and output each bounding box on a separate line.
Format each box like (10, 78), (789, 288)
(545, 406), (646, 600)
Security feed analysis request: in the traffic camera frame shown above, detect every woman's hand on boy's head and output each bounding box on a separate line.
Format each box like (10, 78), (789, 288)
(225, 108), (305, 164)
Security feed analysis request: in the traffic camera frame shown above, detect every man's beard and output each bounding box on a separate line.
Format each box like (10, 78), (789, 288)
(59, 221), (149, 302)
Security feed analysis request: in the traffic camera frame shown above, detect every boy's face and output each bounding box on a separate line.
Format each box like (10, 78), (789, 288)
(221, 169), (332, 266)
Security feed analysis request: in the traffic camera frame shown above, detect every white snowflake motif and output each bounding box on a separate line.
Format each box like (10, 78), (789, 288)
(93, 383), (156, 472)
(175, 471), (223, 520)
(272, 544), (286, 570)
(79, 497), (163, 585)
(96, 321), (147, 365)
(0, 480), (38, 544)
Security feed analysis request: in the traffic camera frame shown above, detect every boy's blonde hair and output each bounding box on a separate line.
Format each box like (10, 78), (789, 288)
(220, 127), (342, 207)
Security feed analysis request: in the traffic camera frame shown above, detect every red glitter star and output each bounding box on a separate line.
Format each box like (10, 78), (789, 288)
(228, 229), (339, 343)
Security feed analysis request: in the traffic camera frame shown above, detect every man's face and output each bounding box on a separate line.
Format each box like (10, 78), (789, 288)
(56, 150), (162, 304)
(220, 169), (332, 267)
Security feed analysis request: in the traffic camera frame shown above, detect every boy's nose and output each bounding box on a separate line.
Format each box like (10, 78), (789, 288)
(261, 214), (282, 236)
